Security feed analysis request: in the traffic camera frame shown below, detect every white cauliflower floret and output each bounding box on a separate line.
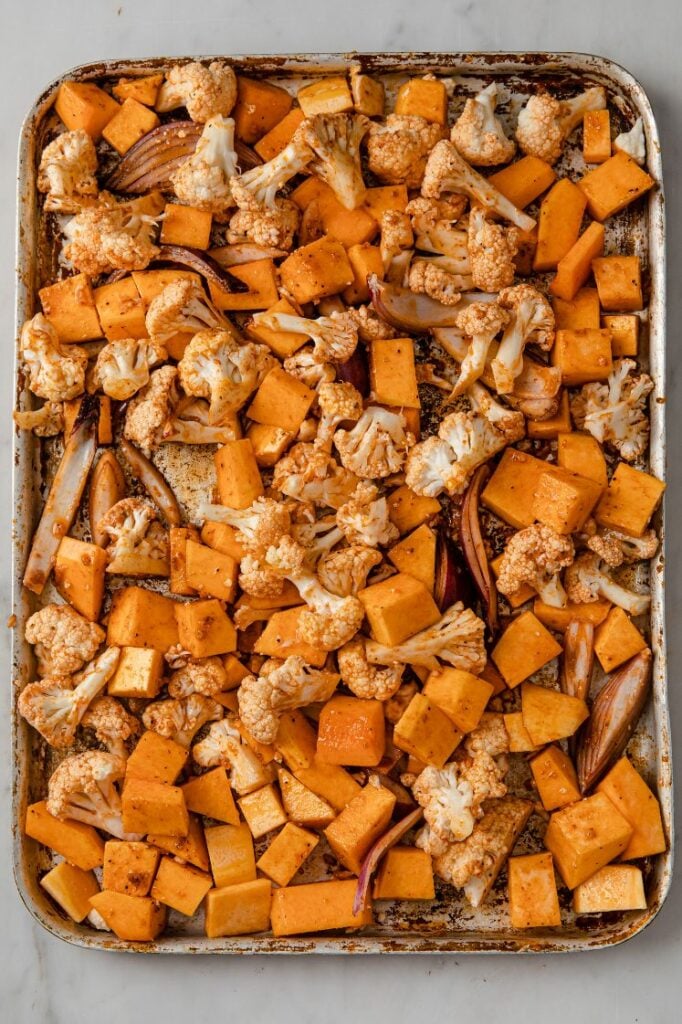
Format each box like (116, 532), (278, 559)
(46, 749), (138, 840)
(63, 192), (161, 277)
(25, 603), (105, 677)
(422, 140), (536, 231)
(156, 61), (237, 122)
(171, 115), (238, 214)
(296, 113), (371, 209)
(231, 135), (314, 210)
(408, 195), (470, 265)
(334, 407), (414, 479)
(145, 278), (227, 342)
(496, 524), (574, 608)
(492, 283), (555, 394)
(81, 695), (140, 759)
(405, 435), (462, 498)
(516, 86), (607, 165)
(237, 553), (287, 600)
(614, 117), (646, 165)
(124, 365), (179, 452)
(467, 380), (527, 441)
(436, 408), (516, 494)
(366, 602), (486, 673)
(13, 401), (64, 437)
(93, 338), (167, 401)
(252, 310), (359, 364)
(178, 328), (274, 423)
(142, 693), (223, 748)
(337, 635), (403, 700)
(315, 382), (364, 451)
(98, 497), (168, 566)
(452, 301), (510, 396)
(317, 545), (382, 596)
(283, 349), (336, 390)
(192, 717), (272, 795)
(466, 206), (520, 293)
(198, 496), (291, 553)
(238, 655), (339, 743)
(19, 314), (87, 402)
(228, 198), (300, 251)
(291, 516), (343, 563)
(451, 83), (516, 166)
(367, 114), (446, 188)
(408, 260), (464, 306)
(564, 552), (651, 616)
(380, 210), (414, 279)
(345, 304), (398, 343)
(18, 647), (120, 748)
(464, 712), (510, 759)
(585, 525), (659, 568)
(38, 129), (98, 213)
(570, 359), (653, 461)
(336, 482), (399, 547)
(168, 657), (229, 698)
(273, 442), (358, 509)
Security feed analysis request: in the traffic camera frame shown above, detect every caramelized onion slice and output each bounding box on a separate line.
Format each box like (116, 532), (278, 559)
(560, 621), (595, 701)
(89, 451), (127, 547)
(119, 438), (181, 526)
(154, 245), (237, 292)
(335, 344), (370, 397)
(353, 807), (423, 915)
(369, 275), (463, 331)
(107, 121), (202, 192)
(460, 465), (498, 633)
(435, 529), (475, 611)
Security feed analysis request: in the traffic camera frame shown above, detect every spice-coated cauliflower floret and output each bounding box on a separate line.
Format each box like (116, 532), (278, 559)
(407, 196), (470, 265)
(167, 656), (229, 698)
(315, 382), (364, 451)
(231, 135), (314, 210)
(252, 310), (359, 364)
(192, 718), (271, 795)
(20, 314), (87, 402)
(93, 337), (167, 401)
(238, 655), (339, 743)
(283, 349), (336, 390)
(98, 498), (168, 564)
(146, 279), (227, 343)
(162, 396), (241, 445)
(450, 83), (516, 166)
(156, 61), (237, 122)
(496, 524), (574, 608)
(570, 359), (653, 462)
(380, 210), (414, 277)
(406, 195), (468, 234)
(47, 749), (137, 840)
(337, 635), (404, 700)
(336, 481), (399, 547)
(178, 328), (274, 424)
(273, 442), (358, 509)
(585, 525), (659, 568)
(564, 551), (651, 616)
(412, 763), (479, 856)
(491, 283), (555, 394)
(334, 407), (414, 479)
(142, 693), (223, 748)
(124, 365), (180, 452)
(25, 603), (105, 677)
(198, 496), (291, 554)
(228, 198), (300, 251)
(367, 114), (446, 188)
(452, 300), (510, 396)
(467, 380), (526, 441)
(81, 695), (140, 759)
(408, 260), (463, 306)
(237, 553), (286, 599)
(291, 516), (344, 563)
(13, 401), (65, 437)
(405, 435), (460, 497)
(466, 206), (520, 293)
(297, 113), (371, 209)
(516, 86), (607, 165)
(366, 601), (486, 673)
(345, 304), (398, 343)
(63, 192), (161, 277)
(614, 117), (646, 165)
(171, 115), (238, 214)
(464, 712), (510, 759)
(317, 545), (382, 597)
(18, 647), (120, 748)
(38, 129), (98, 213)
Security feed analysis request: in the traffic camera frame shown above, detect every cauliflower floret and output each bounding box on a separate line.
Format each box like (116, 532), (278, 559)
(464, 712), (510, 759)
(296, 113), (370, 209)
(291, 516), (343, 563)
(146, 279), (227, 343)
(466, 206), (520, 293)
(496, 524), (574, 608)
(192, 717), (272, 794)
(404, 435), (460, 498)
(161, 396), (241, 445)
(450, 83), (516, 166)
(238, 655), (339, 743)
(273, 442), (358, 509)
(314, 382), (364, 451)
(345, 304), (398, 343)
(252, 310), (359, 365)
(366, 601), (486, 673)
(178, 328), (274, 423)
(156, 61), (237, 122)
(491, 283), (555, 394)
(407, 195), (470, 265)
(283, 349), (337, 390)
(168, 657), (229, 698)
(614, 117), (646, 165)
(228, 198), (300, 251)
(412, 763), (480, 856)
(367, 114), (446, 188)
(81, 695), (140, 759)
(334, 407), (414, 479)
(19, 314), (87, 402)
(516, 86), (607, 165)
(25, 603), (105, 677)
(336, 481), (399, 547)
(407, 195), (468, 235)
(586, 525), (659, 568)
(231, 135), (314, 210)
(98, 497), (168, 566)
(46, 749), (138, 840)
(452, 301), (510, 396)
(124, 365), (180, 452)
(37, 129), (98, 213)
(380, 210), (414, 279)
(408, 260), (464, 306)
(237, 553), (287, 600)
(18, 647), (120, 748)
(317, 545), (382, 596)
(564, 551), (651, 616)
(467, 380), (527, 441)
(13, 401), (64, 437)
(422, 140), (536, 232)
(170, 115), (238, 214)
(570, 359), (653, 461)
(142, 693), (223, 748)
(435, 408), (515, 494)
(265, 536), (365, 651)
(63, 192), (161, 277)
(93, 337), (167, 401)
(337, 635), (403, 700)
(198, 496), (291, 553)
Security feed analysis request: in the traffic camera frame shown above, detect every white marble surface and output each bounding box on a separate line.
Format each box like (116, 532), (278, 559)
(2, 2), (681, 1021)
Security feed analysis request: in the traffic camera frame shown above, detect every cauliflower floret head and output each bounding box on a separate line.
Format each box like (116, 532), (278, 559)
(252, 310), (359, 365)
(273, 442), (358, 509)
(496, 523), (574, 608)
(466, 206), (519, 293)
(97, 497), (168, 565)
(20, 314), (87, 402)
(81, 695), (140, 759)
(334, 407), (414, 479)
(367, 114), (446, 188)
(315, 381), (364, 451)
(168, 656), (229, 698)
(450, 83), (516, 166)
(345, 304), (398, 343)
(156, 61), (237, 122)
(13, 401), (64, 437)
(491, 283), (555, 395)
(296, 113), (371, 209)
(93, 337), (167, 401)
(405, 434), (461, 498)
(408, 260), (463, 306)
(586, 525), (659, 568)
(564, 551), (651, 616)
(337, 635), (404, 700)
(516, 86), (607, 165)
(170, 115), (238, 214)
(237, 553), (286, 599)
(412, 763), (478, 855)
(38, 129), (98, 213)
(46, 749), (138, 840)
(63, 192), (161, 277)
(238, 655), (339, 743)
(199, 496), (291, 554)
(434, 409), (510, 494)
(614, 117), (646, 165)
(192, 717), (271, 794)
(124, 365), (179, 452)
(231, 135), (314, 210)
(317, 544), (382, 596)
(25, 603), (105, 677)
(452, 300), (510, 396)
(228, 198), (300, 251)
(146, 278), (227, 343)
(178, 328), (274, 423)
(336, 481), (399, 547)
(366, 601), (486, 673)
(142, 693), (223, 748)
(570, 358), (653, 462)
(380, 209), (414, 276)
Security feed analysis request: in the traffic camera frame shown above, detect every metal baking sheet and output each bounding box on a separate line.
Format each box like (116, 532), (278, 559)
(11, 51), (671, 954)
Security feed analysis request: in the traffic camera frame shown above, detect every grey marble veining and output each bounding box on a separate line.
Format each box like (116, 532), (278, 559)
(1, 3), (681, 1022)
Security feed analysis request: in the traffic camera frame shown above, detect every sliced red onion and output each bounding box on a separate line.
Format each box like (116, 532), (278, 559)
(353, 807), (424, 915)
(435, 529), (475, 611)
(154, 245), (238, 292)
(106, 121), (202, 192)
(209, 243), (287, 267)
(119, 439), (181, 526)
(461, 465), (498, 633)
(335, 345), (370, 397)
(560, 621), (595, 701)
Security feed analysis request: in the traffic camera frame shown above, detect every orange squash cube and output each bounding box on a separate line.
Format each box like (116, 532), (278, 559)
(291, 176), (378, 247)
(254, 607), (326, 666)
(369, 337), (420, 408)
(481, 449), (550, 529)
(238, 784), (287, 839)
(254, 107), (306, 160)
(107, 646), (164, 700)
(113, 73), (163, 107)
(89, 890), (166, 941)
(151, 857), (212, 916)
(387, 524), (436, 593)
(102, 840), (160, 896)
(297, 76), (353, 116)
(395, 76), (447, 125)
(551, 327), (613, 387)
(277, 767), (336, 827)
(125, 731), (188, 784)
(343, 243), (385, 303)
(521, 683), (589, 746)
(257, 822), (319, 887)
(169, 526), (199, 597)
(108, 587), (179, 651)
(594, 463), (665, 537)
(40, 862), (100, 923)
(491, 555), (535, 608)
(317, 695), (386, 767)
(233, 76), (293, 143)
(508, 852), (561, 928)
(491, 611), (563, 689)
(393, 693), (462, 767)
(132, 268), (201, 305)
(503, 712), (542, 753)
(247, 423), (295, 467)
(594, 607), (646, 673)
(596, 757), (666, 860)
(160, 203), (212, 249)
(532, 598), (611, 633)
(280, 236), (354, 303)
(39, 273), (102, 342)
(247, 366), (316, 433)
(324, 785), (396, 873)
(526, 391), (572, 440)
(181, 768), (239, 825)
(103, 97), (160, 155)
(556, 433), (607, 488)
(246, 297), (309, 359)
(552, 287), (601, 330)
(583, 109), (611, 163)
(205, 822), (256, 888)
(530, 746), (581, 810)
(54, 536), (107, 622)
(363, 184), (409, 221)
(209, 259), (279, 312)
(175, 599), (237, 658)
(603, 313), (639, 357)
(214, 439), (264, 510)
(359, 572), (440, 646)
(205, 878), (272, 938)
(573, 864), (647, 913)
(592, 255), (643, 311)
(184, 540), (238, 603)
(25, 801), (104, 871)
(273, 709), (317, 772)
(385, 486), (440, 538)
(373, 846), (435, 900)
(550, 221), (605, 302)
(533, 179), (588, 272)
(532, 465), (603, 534)
(55, 80), (120, 139)
(146, 814), (210, 871)
(94, 277), (149, 340)
(122, 778), (189, 838)
(488, 155), (557, 209)
(544, 792), (633, 889)
(423, 668), (494, 733)
(200, 521), (245, 561)
(350, 71), (386, 117)
(578, 151), (655, 221)
(270, 878), (372, 936)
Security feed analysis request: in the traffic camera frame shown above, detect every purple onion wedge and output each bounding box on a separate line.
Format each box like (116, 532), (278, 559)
(435, 529), (475, 611)
(460, 465), (498, 633)
(560, 621), (595, 701)
(106, 121), (202, 192)
(353, 807), (423, 915)
(335, 344), (370, 396)
(154, 245), (236, 292)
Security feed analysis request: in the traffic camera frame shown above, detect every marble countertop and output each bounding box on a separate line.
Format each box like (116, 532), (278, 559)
(2, 2), (680, 1021)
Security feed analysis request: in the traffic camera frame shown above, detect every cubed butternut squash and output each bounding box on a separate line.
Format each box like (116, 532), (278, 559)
(257, 823), (319, 887)
(233, 77), (293, 143)
(343, 243), (384, 304)
(255, 607), (327, 666)
(531, 465), (604, 534)
(247, 423), (295, 467)
(271, 878), (371, 936)
(55, 80), (120, 139)
(205, 878), (272, 938)
(277, 768), (335, 827)
(508, 852), (561, 928)
(423, 668), (494, 733)
(205, 822), (256, 888)
(596, 757), (666, 860)
(181, 768), (240, 825)
(359, 572), (440, 646)
(25, 801), (104, 870)
(214, 439), (264, 510)
(113, 73), (163, 107)
(169, 526), (199, 597)
(291, 176), (378, 247)
(362, 184), (409, 221)
(107, 647), (164, 700)
(556, 432), (608, 488)
(369, 337), (420, 408)
(373, 846), (435, 900)
(394, 76), (448, 125)
(393, 693), (462, 767)
(273, 710), (317, 771)
(503, 712), (542, 753)
(200, 521), (245, 561)
(594, 607), (647, 673)
(146, 815), (210, 872)
(481, 449), (549, 529)
(238, 784), (288, 839)
(324, 785), (396, 873)
(582, 109), (611, 164)
(550, 221), (605, 302)
(209, 259), (279, 312)
(246, 297), (309, 359)
(387, 485), (441, 534)
(254, 107), (306, 160)
(544, 792), (633, 889)
(151, 857), (212, 916)
(297, 76), (353, 116)
(247, 366), (316, 433)
(125, 731), (188, 784)
(94, 277), (148, 340)
(387, 524), (436, 593)
(102, 840), (160, 896)
(488, 155), (557, 209)
(54, 536), (107, 621)
(89, 890), (166, 941)
(551, 327), (613, 386)
(122, 778), (189, 838)
(160, 203), (212, 249)
(317, 695), (386, 767)
(533, 179), (588, 272)
(39, 273), (102, 342)
(491, 611), (563, 688)
(107, 587), (179, 651)
(175, 599), (237, 658)
(102, 97), (160, 155)
(603, 313), (639, 357)
(350, 71), (386, 117)
(184, 540), (238, 603)
(530, 746), (581, 810)
(40, 862), (100, 923)
(573, 864), (646, 913)
(552, 287), (601, 330)
(594, 463), (665, 537)
(592, 255), (643, 311)
(294, 764), (361, 812)
(132, 268), (201, 305)
(578, 151), (655, 221)
(521, 682), (589, 746)
(526, 391), (572, 440)
(532, 598), (611, 633)
(280, 236), (354, 303)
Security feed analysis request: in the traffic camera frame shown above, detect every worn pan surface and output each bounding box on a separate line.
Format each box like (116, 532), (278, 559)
(11, 51), (671, 954)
